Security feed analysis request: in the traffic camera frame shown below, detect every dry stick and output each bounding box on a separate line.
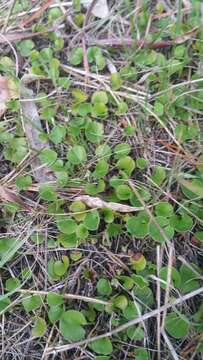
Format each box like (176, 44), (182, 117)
(87, 27), (198, 48)
(161, 245), (173, 330)
(42, 325), (55, 360)
(18, 289), (110, 306)
(75, 194), (147, 213)
(162, 330), (179, 360)
(156, 246), (162, 360)
(20, 0), (54, 27)
(82, 0), (99, 84)
(0, 30), (48, 43)
(46, 286), (203, 355)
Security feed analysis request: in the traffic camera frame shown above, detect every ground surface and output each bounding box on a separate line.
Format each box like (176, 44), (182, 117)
(0, 0), (203, 359)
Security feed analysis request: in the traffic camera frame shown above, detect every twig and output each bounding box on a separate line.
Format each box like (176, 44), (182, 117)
(20, 83), (55, 183)
(20, 0), (54, 27)
(156, 246), (162, 360)
(46, 286), (203, 355)
(75, 194), (147, 213)
(83, 0), (99, 27)
(162, 330), (179, 360)
(87, 27), (198, 48)
(161, 245), (174, 330)
(0, 30), (49, 43)
(18, 289), (110, 306)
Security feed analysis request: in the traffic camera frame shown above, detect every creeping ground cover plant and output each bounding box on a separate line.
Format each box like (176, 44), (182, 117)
(0, 0), (202, 359)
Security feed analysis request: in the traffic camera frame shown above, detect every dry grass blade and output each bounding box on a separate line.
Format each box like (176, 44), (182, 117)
(18, 289), (110, 306)
(20, 0), (54, 27)
(20, 84), (55, 183)
(87, 27), (198, 48)
(0, 31), (48, 44)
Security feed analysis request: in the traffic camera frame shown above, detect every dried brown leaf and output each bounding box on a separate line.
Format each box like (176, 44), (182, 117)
(0, 185), (31, 210)
(75, 195), (145, 212)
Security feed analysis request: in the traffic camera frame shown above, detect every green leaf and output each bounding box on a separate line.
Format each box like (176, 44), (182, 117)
(72, 88), (88, 103)
(59, 310), (87, 341)
(53, 259), (69, 276)
(103, 208), (114, 223)
(93, 160), (109, 178)
(91, 91), (108, 104)
(116, 101), (128, 115)
(32, 317), (47, 337)
(113, 295), (128, 310)
(49, 58), (60, 85)
(110, 72), (122, 90)
(133, 285), (154, 306)
(69, 47), (83, 65)
(5, 277), (20, 291)
(165, 312), (189, 339)
(97, 279), (112, 295)
(116, 156), (135, 176)
(136, 157), (149, 169)
(39, 185), (57, 201)
(178, 178), (203, 198)
(151, 166), (166, 186)
(48, 306), (64, 324)
(116, 184), (131, 200)
(85, 180), (105, 195)
(149, 217), (174, 243)
(170, 213), (193, 232)
(114, 143), (131, 159)
(134, 347), (148, 360)
(58, 233), (78, 247)
(22, 295), (43, 313)
(0, 298), (11, 313)
(123, 301), (139, 320)
(16, 175), (32, 190)
(69, 200), (86, 221)
(159, 266), (181, 290)
(92, 102), (108, 118)
(57, 217), (77, 234)
(49, 125), (66, 144)
(76, 223), (89, 240)
(85, 121), (104, 143)
(127, 325), (144, 341)
(155, 202), (174, 217)
(17, 40), (35, 57)
(67, 145), (87, 165)
(84, 210), (100, 230)
(179, 264), (200, 293)
(130, 254), (147, 271)
(126, 215), (149, 238)
(48, 7), (63, 21)
(96, 144), (112, 159)
(90, 338), (113, 355)
(47, 292), (64, 306)
(154, 101), (164, 116)
(39, 148), (57, 165)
